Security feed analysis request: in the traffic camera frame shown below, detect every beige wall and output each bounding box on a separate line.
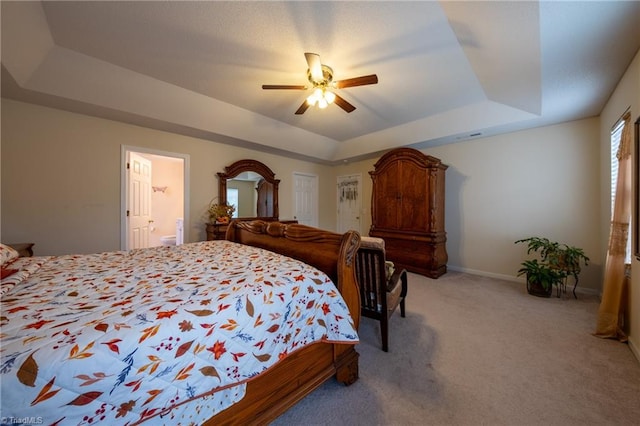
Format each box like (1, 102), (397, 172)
(601, 48), (640, 360)
(1, 99), (334, 255)
(335, 118), (602, 291)
(227, 180), (256, 217)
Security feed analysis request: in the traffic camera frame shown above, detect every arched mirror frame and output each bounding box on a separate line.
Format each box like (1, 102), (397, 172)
(217, 159), (280, 221)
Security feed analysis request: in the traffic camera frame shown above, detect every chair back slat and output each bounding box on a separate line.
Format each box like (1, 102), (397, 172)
(355, 248), (386, 314)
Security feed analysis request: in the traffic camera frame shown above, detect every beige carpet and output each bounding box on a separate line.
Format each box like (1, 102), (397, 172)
(272, 271), (640, 426)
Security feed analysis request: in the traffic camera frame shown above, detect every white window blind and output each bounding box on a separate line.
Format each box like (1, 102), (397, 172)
(610, 120), (625, 216)
(610, 118), (630, 263)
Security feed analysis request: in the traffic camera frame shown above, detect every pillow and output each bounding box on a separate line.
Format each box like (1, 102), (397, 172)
(1, 266), (19, 279)
(385, 261), (395, 280)
(0, 244), (19, 266)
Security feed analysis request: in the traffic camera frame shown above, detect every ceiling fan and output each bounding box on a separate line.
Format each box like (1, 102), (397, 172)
(262, 52), (378, 115)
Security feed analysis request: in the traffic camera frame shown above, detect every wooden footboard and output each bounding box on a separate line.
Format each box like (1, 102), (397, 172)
(203, 342), (359, 425)
(202, 221), (361, 424)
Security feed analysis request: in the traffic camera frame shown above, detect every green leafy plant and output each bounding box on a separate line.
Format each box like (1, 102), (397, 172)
(517, 259), (566, 296)
(515, 237), (590, 298)
(556, 245), (590, 281)
(208, 201), (236, 223)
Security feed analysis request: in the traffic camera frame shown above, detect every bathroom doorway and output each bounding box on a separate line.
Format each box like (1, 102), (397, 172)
(121, 146), (190, 250)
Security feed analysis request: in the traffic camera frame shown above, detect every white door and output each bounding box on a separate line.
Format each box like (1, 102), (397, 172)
(337, 174), (362, 234)
(128, 152), (152, 249)
(293, 172), (318, 227)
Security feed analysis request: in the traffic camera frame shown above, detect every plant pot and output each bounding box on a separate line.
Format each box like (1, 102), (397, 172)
(526, 279), (552, 298)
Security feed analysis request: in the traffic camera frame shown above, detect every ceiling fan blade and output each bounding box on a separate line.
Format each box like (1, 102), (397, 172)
(295, 101), (310, 115)
(304, 52), (323, 82)
(262, 84), (307, 90)
(334, 74), (378, 89)
(333, 93), (356, 113)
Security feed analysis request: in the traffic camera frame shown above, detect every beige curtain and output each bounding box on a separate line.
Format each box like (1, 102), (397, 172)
(595, 112), (632, 341)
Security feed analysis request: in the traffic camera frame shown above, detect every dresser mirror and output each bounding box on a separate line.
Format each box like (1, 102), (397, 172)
(217, 159), (280, 221)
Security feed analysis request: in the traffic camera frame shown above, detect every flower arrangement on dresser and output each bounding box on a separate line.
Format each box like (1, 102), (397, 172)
(208, 201), (236, 223)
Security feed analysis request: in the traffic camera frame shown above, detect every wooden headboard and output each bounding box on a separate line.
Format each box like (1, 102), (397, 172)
(225, 220), (361, 327)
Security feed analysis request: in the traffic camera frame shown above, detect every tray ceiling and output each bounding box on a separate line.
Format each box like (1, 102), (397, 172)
(2, 1), (639, 163)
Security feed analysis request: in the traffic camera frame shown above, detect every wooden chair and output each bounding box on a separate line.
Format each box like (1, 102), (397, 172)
(355, 236), (408, 352)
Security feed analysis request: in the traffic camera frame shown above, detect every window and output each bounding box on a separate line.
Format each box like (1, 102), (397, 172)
(610, 118), (631, 263)
(611, 120), (625, 215)
(227, 188), (239, 218)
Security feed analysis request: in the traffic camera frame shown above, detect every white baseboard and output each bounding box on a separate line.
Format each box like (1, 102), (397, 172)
(447, 265), (520, 282)
(446, 265), (600, 296)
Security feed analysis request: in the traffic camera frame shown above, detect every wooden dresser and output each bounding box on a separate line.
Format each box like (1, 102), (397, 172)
(206, 223), (229, 241)
(369, 147), (448, 278)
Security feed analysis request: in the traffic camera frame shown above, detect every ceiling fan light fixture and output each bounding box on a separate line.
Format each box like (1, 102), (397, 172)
(306, 88), (322, 106)
(306, 88), (335, 109)
(324, 90), (336, 104)
(263, 53), (377, 114)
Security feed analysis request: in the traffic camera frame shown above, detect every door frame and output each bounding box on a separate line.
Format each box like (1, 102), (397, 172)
(121, 145), (190, 250)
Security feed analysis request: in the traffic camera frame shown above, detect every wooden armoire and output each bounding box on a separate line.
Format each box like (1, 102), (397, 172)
(256, 179), (274, 217)
(369, 147), (448, 278)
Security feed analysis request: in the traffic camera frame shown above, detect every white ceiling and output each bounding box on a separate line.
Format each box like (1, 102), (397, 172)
(2, 1), (639, 164)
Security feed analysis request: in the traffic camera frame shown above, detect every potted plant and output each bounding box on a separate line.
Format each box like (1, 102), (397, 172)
(516, 258), (565, 297)
(515, 237), (590, 298)
(208, 200), (236, 224)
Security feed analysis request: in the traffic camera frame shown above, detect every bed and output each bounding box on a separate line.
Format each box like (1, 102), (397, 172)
(1, 220), (361, 425)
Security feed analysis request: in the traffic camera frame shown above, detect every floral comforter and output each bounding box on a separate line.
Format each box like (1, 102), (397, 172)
(0, 241), (358, 425)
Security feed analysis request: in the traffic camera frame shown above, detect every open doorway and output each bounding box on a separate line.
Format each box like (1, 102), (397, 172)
(121, 146), (190, 250)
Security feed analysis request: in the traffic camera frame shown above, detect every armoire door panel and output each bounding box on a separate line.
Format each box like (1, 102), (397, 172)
(372, 161), (401, 230)
(399, 162), (429, 231)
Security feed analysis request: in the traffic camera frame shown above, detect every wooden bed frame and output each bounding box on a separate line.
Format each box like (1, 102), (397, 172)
(201, 220), (361, 425)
